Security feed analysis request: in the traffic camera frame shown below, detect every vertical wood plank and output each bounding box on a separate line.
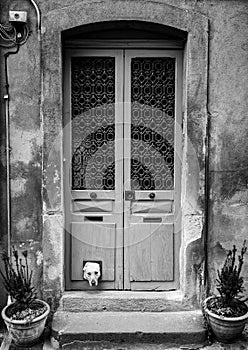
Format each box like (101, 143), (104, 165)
(151, 223), (174, 281)
(115, 49), (125, 288)
(129, 223), (151, 281)
(123, 51), (132, 290)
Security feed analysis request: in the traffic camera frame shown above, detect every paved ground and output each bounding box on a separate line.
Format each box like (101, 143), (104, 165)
(1, 337), (247, 350)
(55, 341), (248, 350)
(44, 338), (248, 350)
(2, 339), (248, 350)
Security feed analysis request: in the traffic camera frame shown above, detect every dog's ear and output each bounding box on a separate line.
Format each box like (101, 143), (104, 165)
(83, 262), (89, 272)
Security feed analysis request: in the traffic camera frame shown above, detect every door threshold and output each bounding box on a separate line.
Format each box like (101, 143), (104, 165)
(60, 290), (194, 312)
(63, 290), (183, 299)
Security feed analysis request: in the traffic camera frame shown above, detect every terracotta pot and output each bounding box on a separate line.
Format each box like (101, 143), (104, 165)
(204, 296), (248, 343)
(1, 299), (50, 347)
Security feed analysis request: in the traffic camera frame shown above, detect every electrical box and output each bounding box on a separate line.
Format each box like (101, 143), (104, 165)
(9, 11), (27, 23)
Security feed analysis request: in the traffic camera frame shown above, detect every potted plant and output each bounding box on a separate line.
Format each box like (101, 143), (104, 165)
(203, 240), (248, 343)
(0, 247), (50, 347)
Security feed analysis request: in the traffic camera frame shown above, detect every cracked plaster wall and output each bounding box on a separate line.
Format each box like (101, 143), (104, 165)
(0, 0), (247, 311)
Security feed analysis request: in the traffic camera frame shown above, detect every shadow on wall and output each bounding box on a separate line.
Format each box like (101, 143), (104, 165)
(0, 159), (8, 320)
(185, 237), (205, 307)
(0, 248), (7, 324)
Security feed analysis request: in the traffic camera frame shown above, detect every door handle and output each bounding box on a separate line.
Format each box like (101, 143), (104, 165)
(90, 192), (97, 200)
(149, 192), (155, 199)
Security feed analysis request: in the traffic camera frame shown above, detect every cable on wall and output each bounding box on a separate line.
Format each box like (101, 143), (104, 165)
(29, 0), (41, 41)
(0, 23), (30, 48)
(4, 45), (20, 257)
(204, 19), (211, 296)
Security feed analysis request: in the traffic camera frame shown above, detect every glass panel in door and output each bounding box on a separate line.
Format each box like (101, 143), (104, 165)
(71, 56), (116, 190)
(130, 56), (175, 190)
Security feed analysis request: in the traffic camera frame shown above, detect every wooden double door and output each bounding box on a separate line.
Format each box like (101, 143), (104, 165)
(64, 48), (182, 290)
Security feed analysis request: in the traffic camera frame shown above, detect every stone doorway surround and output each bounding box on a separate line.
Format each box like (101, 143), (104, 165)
(41, 0), (208, 309)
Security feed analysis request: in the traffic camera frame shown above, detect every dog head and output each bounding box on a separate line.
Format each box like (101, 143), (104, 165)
(83, 262), (101, 286)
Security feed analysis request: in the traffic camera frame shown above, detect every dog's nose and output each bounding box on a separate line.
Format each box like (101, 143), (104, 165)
(91, 280), (96, 286)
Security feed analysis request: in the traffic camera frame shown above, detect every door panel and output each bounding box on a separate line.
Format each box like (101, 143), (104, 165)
(64, 48), (182, 291)
(129, 223), (174, 282)
(131, 201), (172, 214)
(71, 222), (116, 282)
(72, 200), (113, 213)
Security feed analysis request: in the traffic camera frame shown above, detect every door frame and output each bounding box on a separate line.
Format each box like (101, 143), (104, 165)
(63, 44), (183, 290)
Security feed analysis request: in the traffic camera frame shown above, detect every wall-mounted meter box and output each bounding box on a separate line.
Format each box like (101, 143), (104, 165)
(9, 11), (27, 23)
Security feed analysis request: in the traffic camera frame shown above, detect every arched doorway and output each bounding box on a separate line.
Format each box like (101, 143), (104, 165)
(63, 21), (185, 290)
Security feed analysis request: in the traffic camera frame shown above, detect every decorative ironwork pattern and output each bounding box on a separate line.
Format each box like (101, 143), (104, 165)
(131, 57), (175, 190)
(71, 57), (115, 190)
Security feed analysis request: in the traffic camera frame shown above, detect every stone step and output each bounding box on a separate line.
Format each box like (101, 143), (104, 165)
(61, 291), (194, 312)
(51, 310), (207, 348)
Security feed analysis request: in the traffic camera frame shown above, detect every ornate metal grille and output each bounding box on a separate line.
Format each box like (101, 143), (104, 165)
(71, 57), (115, 190)
(131, 57), (175, 190)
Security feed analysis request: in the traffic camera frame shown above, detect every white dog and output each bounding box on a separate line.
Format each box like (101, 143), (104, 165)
(83, 262), (101, 286)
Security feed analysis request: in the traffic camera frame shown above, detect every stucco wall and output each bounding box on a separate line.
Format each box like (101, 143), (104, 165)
(0, 0), (43, 311)
(0, 0), (248, 312)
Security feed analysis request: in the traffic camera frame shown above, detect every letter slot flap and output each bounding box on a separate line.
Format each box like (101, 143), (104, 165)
(143, 217), (162, 223)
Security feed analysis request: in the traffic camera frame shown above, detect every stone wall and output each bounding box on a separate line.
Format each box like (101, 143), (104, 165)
(0, 0), (247, 312)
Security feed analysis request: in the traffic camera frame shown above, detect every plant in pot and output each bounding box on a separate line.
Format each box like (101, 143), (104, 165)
(0, 247), (50, 347)
(203, 240), (248, 343)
